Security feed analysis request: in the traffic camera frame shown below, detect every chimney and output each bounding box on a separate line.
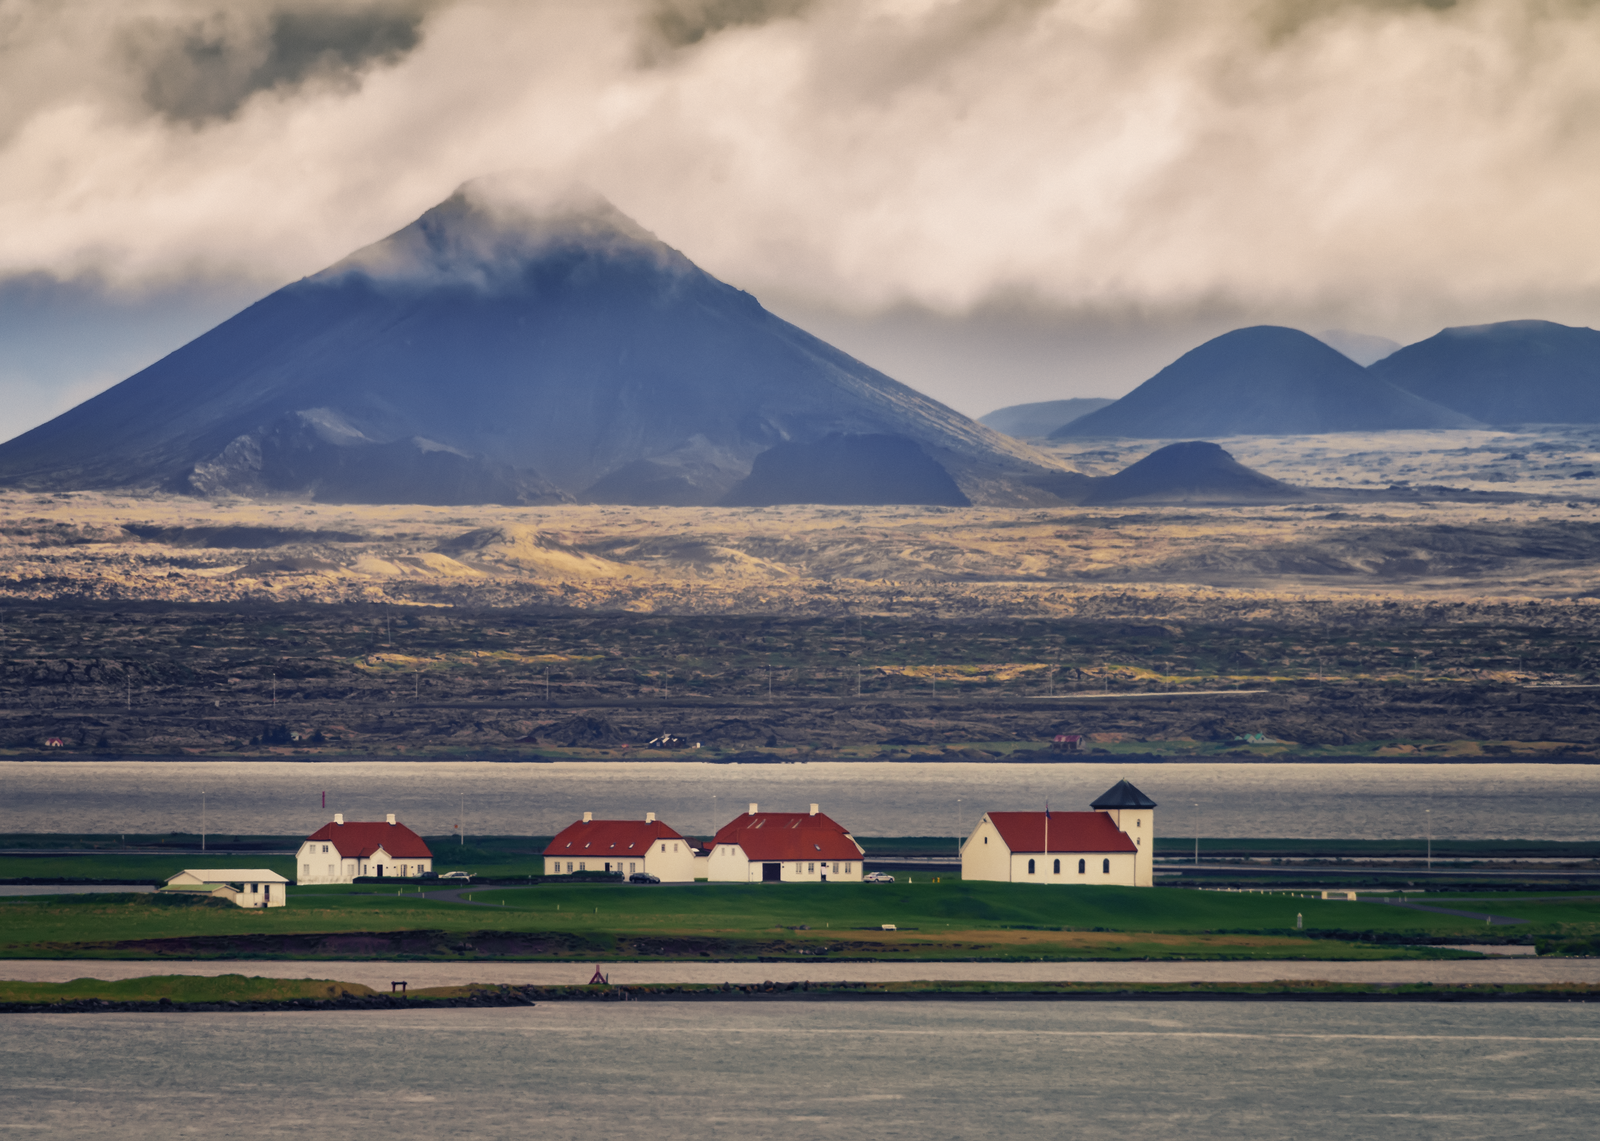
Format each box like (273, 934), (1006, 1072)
(645, 812), (656, 823)
(809, 803), (819, 816)
(583, 812), (593, 823)
(333, 813), (344, 825)
(748, 803), (758, 815)
(386, 813), (396, 825)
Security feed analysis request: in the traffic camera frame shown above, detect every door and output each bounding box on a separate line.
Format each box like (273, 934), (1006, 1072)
(762, 863), (781, 882)
(264, 884), (271, 904)
(377, 864), (383, 877)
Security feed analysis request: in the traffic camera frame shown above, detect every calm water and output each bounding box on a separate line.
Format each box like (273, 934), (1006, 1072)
(1, 1003), (1596, 1139)
(2, 759), (1599, 840)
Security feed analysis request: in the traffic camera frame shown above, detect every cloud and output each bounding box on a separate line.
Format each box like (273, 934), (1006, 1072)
(1, 0), (1599, 334)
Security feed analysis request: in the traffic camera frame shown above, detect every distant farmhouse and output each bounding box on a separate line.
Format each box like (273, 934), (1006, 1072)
(705, 803), (864, 883)
(543, 812), (697, 881)
(962, 779), (1156, 886)
(162, 868), (288, 907)
(296, 814), (433, 884)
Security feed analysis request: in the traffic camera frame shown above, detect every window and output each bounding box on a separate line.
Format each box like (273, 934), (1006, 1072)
(673, 843), (678, 852)
(661, 844), (667, 853)
(1053, 859), (1060, 874)
(1136, 837), (1141, 847)
(845, 863), (852, 873)
(329, 864), (336, 876)
(578, 862), (585, 871)
(629, 863), (636, 874)
(1102, 859), (1110, 874)
(567, 862), (573, 872)
(321, 845), (328, 854)
(1078, 859), (1085, 874)
(808, 862), (815, 873)
(795, 862), (802, 873)
(833, 862), (839, 873)
(983, 836), (988, 844)
(1027, 859), (1036, 874)
(302, 863), (309, 875)
(1136, 819), (1141, 827)
(250, 883), (258, 893)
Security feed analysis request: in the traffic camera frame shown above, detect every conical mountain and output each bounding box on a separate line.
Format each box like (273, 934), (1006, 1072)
(1081, 441), (1302, 505)
(1053, 326), (1477, 439)
(1370, 319), (1600, 425)
(0, 173), (1067, 506)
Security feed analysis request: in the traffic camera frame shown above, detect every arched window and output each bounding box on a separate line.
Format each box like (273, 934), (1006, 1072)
(1078, 859), (1085, 874)
(1027, 859), (1036, 874)
(1102, 858), (1110, 874)
(1053, 859), (1060, 874)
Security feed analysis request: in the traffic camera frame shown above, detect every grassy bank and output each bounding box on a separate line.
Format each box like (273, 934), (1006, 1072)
(0, 881), (1584, 961)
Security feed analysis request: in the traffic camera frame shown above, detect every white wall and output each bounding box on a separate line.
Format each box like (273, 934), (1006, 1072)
(296, 842), (431, 884)
(960, 816), (1013, 882)
(1096, 807), (1155, 886)
(1009, 850), (1135, 886)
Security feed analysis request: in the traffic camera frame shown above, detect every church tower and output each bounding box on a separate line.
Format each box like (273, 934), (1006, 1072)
(1091, 779), (1157, 887)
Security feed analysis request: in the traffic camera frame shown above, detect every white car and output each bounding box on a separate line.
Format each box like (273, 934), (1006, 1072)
(863, 872), (895, 883)
(438, 871), (474, 881)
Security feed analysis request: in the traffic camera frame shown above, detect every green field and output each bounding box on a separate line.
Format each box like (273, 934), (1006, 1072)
(0, 880), (1588, 961)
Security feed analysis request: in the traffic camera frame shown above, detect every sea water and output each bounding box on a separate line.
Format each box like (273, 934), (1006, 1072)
(2, 759), (1598, 840)
(0, 1003), (1596, 1139)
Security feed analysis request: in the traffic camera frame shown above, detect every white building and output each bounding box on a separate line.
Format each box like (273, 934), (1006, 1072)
(961, 779), (1157, 887)
(706, 803), (864, 883)
(296, 814), (434, 884)
(162, 868), (288, 908)
(543, 812), (698, 881)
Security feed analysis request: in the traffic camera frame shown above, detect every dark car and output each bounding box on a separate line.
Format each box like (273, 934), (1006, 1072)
(629, 872), (661, 884)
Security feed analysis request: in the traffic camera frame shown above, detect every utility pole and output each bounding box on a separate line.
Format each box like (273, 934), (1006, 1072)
(545, 670), (550, 702)
(956, 798), (962, 858)
(856, 666), (862, 697)
(415, 671), (420, 700)
(1426, 807), (1431, 870)
(272, 672), (277, 707)
(202, 791), (206, 851)
(460, 793), (465, 846)
(1193, 802), (1200, 866)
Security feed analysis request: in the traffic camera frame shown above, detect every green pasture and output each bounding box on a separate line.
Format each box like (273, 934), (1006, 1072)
(0, 881), (1583, 960)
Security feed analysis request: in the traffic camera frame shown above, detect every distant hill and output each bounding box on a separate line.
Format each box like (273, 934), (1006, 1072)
(0, 174), (1069, 507)
(1053, 326), (1477, 438)
(978, 398), (1113, 439)
(1370, 319), (1600, 425)
(1081, 441), (1302, 505)
(719, 433), (971, 506)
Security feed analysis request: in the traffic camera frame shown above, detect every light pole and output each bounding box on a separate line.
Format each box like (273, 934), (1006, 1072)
(1193, 802), (1200, 866)
(1426, 807), (1431, 871)
(956, 797), (962, 858)
(201, 791), (206, 851)
(460, 793), (465, 846)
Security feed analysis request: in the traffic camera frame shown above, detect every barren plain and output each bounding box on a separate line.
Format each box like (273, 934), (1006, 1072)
(3, 428), (1600, 758)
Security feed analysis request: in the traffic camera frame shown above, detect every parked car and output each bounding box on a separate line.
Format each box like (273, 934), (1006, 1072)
(863, 872), (895, 883)
(629, 872), (661, 884)
(438, 871), (474, 881)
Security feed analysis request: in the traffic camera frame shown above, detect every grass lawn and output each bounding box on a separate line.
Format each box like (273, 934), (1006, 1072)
(0, 881), (1582, 961)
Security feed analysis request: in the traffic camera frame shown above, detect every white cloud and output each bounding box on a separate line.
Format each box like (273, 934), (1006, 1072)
(1, 0), (1599, 335)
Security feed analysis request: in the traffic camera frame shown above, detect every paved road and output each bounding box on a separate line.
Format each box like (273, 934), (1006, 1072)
(2, 958), (1591, 989)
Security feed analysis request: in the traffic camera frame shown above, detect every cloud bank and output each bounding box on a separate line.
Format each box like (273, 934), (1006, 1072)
(3, 0), (1600, 331)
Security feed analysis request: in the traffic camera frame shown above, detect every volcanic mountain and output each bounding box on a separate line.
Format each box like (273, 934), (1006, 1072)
(1081, 441), (1302, 505)
(1054, 326), (1477, 438)
(1370, 319), (1600, 425)
(0, 175), (1068, 507)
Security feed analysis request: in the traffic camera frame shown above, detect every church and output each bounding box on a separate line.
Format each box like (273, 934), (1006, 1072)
(960, 779), (1157, 887)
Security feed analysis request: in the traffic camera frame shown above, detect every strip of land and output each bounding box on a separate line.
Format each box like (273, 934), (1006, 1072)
(4, 958), (1593, 988)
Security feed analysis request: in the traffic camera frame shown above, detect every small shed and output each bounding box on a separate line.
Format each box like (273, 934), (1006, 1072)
(163, 868), (289, 908)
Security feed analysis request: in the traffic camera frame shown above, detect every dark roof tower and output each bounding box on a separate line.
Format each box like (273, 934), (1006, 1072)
(1091, 779), (1157, 810)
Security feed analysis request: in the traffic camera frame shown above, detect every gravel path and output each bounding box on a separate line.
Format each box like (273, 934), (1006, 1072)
(2, 959), (1594, 989)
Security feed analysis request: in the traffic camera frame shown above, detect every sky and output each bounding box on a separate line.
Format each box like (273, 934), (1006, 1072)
(3, 0), (1600, 438)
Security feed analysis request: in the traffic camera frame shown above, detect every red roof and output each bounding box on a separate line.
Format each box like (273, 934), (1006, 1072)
(543, 819), (688, 857)
(306, 820), (433, 859)
(984, 811), (1136, 854)
(712, 811), (863, 862)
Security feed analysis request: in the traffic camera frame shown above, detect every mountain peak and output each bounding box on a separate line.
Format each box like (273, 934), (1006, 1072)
(323, 171), (684, 290)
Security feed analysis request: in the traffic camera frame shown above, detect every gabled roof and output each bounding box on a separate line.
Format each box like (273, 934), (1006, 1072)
(983, 811), (1137, 854)
(543, 819), (688, 857)
(165, 868), (289, 885)
(305, 820), (433, 859)
(712, 811), (864, 862)
(1090, 779), (1158, 809)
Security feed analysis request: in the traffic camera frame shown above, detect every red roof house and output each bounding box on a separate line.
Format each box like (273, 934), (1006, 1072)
(962, 781), (1157, 887)
(706, 803), (864, 883)
(543, 812), (697, 881)
(297, 813), (433, 884)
